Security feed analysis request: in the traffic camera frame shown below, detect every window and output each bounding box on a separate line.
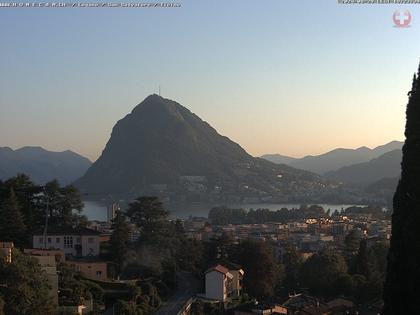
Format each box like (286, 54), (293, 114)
(64, 236), (73, 248)
(39, 237), (43, 244)
(56, 237), (60, 243)
(48, 237), (52, 243)
(75, 237), (81, 244)
(88, 237), (94, 244)
(96, 271), (102, 276)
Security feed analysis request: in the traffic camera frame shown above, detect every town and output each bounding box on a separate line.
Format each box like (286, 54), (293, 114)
(0, 174), (390, 314)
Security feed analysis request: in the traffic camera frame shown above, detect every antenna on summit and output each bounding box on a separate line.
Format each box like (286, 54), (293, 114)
(158, 85), (161, 96)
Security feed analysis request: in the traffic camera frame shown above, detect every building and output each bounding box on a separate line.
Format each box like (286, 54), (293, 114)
(33, 226), (101, 257)
(282, 293), (327, 315)
(0, 241), (13, 263)
(24, 248), (66, 263)
(234, 302), (287, 315)
(220, 261), (244, 299)
(107, 203), (120, 223)
(66, 258), (108, 281)
(204, 264), (233, 302)
(202, 263), (244, 302)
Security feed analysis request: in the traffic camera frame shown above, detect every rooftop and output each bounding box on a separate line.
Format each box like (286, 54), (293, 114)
(33, 226), (101, 236)
(205, 264), (230, 275)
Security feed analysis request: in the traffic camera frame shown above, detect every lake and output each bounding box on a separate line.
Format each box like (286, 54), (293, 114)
(82, 200), (362, 221)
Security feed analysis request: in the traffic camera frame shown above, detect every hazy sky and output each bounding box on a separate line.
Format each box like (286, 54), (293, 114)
(1, 0), (420, 161)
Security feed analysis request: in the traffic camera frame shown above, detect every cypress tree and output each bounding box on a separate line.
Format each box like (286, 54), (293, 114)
(110, 210), (131, 275)
(0, 188), (27, 247)
(354, 238), (370, 278)
(383, 63), (420, 314)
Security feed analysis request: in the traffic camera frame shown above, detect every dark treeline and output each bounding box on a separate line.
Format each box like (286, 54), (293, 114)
(0, 173), (86, 248)
(383, 65), (420, 313)
(194, 234), (389, 315)
(208, 205), (387, 225)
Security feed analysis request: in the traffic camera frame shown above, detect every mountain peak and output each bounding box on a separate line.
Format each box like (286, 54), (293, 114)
(75, 96), (323, 198)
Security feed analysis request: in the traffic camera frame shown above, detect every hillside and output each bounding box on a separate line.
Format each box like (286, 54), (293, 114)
(262, 141), (403, 175)
(75, 95), (330, 202)
(324, 149), (402, 186)
(0, 146), (92, 185)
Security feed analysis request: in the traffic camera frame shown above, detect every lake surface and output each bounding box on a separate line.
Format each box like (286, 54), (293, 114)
(82, 200), (362, 221)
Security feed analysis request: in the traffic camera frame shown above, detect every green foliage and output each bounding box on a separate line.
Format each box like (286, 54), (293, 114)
(191, 300), (223, 315)
(231, 240), (282, 300)
(110, 210), (131, 274)
(282, 245), (303, 290)
(58, 265), (104, 313)
(0, 295), (4, 315)
(300, 250), (348, 297)
(0, 188), (27, 247)
(353, 239), (370, 278)
(0, 174), (40, 233)
(0, 174), (86, 248)
(80, 280), (105, 314)
(113, 283), (161, 315)
(344, 229), (361, 255)
(383, 66), (420, 314)
(208, 205), (326, 225)
(0, 249), (55, 315)
(126, 196), (169, 243)
(44, 180), (85, 227)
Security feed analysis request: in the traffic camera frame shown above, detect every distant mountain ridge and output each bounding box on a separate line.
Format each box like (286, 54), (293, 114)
(261, 141), (403, 175)
(75, 94), (330, 201)
(325, 149), (402, 186)
(0, 146), (92, 185)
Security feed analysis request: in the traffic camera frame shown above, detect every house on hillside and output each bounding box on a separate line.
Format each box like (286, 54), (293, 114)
(65, 258), (108, 281)
(32, 226), (101, 257)
(201, 263), (244, 302)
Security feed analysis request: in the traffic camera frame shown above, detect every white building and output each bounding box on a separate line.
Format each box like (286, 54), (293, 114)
(33, 227), (101, 257)
(203, 264), (244, 302)
(107, 203), (120, 223)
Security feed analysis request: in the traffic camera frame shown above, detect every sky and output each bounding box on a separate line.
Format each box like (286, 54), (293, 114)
(1, 0), (420, 161)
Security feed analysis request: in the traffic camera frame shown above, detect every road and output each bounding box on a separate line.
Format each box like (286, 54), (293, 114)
(154, 271), (200, 315)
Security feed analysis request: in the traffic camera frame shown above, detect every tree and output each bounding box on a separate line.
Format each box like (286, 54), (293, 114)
(333, 272), (354, 297)
(110, 210), (131, 274)
(0, 249), (55, 315)
(344, 229), (360, 255)
(383, 65), (420, 314)
(80, 280), (105, 314)
(1, 174), (40, 232)
(353, 238), (370, 278)
(368, 241), (388, 276)
(57, 265), (104, 313)
(0, 188), (27, 247)
(126, 196), (169, 243)
(0, 295), (4, 315)
(282, 245), (303, 291)
(231, 240), (281, 300)
(43, 180), (85, 227)
(300, 250), (347, 297)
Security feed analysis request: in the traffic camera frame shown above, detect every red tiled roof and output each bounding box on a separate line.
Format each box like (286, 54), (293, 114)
(205, 264), (230, 275)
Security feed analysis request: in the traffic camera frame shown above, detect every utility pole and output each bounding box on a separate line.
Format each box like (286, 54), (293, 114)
(42, 186), (49, 249)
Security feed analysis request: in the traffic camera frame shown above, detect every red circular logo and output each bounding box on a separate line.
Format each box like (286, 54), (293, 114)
(393, 10), (411, 28)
